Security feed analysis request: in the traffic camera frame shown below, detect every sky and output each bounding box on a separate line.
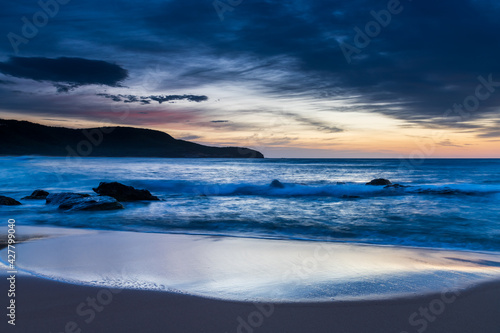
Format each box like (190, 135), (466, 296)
(0, 0), (499, 158)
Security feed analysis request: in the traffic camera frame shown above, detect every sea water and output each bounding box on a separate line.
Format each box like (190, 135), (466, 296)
(1, 157), (499, 252)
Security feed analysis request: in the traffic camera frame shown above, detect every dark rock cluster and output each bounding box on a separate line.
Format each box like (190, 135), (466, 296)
(366, 179), (392, 186)
(46, 193), (124, 211)
(22, 190), (49, 200)
(93, 182), (159, 202)
(0, 195), (21, 206)
(0, 182), (160, 211)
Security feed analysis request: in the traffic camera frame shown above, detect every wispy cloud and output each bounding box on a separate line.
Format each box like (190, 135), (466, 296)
(178, 135), (202, 141)
(280, 112), (343, 133)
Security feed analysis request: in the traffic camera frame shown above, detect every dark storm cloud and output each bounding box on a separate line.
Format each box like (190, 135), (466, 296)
(0, 57), (128, 90)
(96, 93), (209, 104)
(97, 93), (124, 102)
(142, 0), (500, 126)
(1, 0), (500, 135)
(54, 83), (80, 93)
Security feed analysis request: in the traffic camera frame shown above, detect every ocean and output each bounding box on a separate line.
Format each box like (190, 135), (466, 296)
(1, 157), (500, 252)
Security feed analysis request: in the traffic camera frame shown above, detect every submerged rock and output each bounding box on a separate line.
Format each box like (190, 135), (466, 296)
(270, 179), (285, 189)
(46, 192), (124, 211)
(384, 184), (408, 189)
(22, 189), (49, 200)
(46, 193), (90, 205)
(0, 195), (21, 206)
(93, 182), (159, 202)
(62, 196), (124, 211)
(366, 178), (392, 186)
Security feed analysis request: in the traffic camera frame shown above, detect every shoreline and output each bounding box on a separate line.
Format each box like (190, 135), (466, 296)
(1, 263), (500, 332)
(2, 226), (500, 299)
(2, 226), (500, 331)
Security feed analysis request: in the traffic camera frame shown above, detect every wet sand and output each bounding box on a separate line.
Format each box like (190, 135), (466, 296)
(1, 227), (500, 332)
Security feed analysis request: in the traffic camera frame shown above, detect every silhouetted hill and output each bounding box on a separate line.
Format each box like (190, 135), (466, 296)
(0, 119), (264, 158)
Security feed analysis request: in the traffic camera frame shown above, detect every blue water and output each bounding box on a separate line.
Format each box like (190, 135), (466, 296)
(1, 157), (500, 251)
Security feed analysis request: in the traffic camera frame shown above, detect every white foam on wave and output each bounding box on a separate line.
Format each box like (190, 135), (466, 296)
(131, 179), (500, 198)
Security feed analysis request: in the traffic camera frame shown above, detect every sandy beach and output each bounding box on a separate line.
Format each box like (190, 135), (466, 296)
(1, 271), (500, 333)
(1, 226), (500, 332)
